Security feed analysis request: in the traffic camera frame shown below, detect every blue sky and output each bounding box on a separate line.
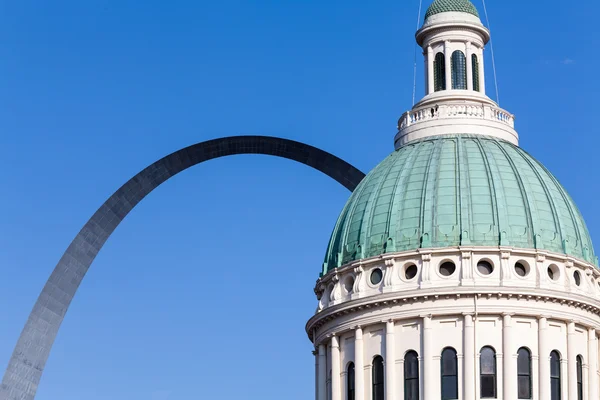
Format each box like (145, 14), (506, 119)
(0, 1), (599, 399)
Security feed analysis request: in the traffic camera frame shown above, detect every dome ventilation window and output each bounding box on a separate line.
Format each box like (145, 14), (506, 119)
(370, 268), (383, 285)
(547, 265), (560, 281)
(405, 264), (418, 280)
(573, 271), (582, 286)
(477, 260), (494, 276)
(514, 262), (529, 277)
(439, 261), (456, 277)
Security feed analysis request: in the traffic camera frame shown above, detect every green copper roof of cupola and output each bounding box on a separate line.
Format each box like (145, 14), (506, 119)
(424, 0), (480, 19)
(323, 135), (596, 273)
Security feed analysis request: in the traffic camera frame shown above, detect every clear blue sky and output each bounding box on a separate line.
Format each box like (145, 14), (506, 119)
(0, 1), (598, 399)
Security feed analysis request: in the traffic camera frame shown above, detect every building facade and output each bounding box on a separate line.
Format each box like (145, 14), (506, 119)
(306, 1), (600, 400)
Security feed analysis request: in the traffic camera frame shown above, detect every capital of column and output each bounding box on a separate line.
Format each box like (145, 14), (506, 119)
(463, 313), (474, 327)
(355, 326), (363, 339)
(331, 335), (340, 349)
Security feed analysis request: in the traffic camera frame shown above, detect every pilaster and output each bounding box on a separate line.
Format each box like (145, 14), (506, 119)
(588, 328), (598, 400)
(385, 320), (396, 400)
(318, 344), (327, 400)
(538, 316), (550, 400)
(355, 327), (365, 400)
(463, 314), (475, 400)
(568, 321), (577, 400)
(331, 336), (341, 400)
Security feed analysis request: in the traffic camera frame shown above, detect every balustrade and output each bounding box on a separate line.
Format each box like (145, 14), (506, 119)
(398, 103), (515, 130)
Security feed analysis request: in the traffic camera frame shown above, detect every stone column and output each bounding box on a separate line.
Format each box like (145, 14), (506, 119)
(464, 314), (475, 400)
(538, 317), (550, 400)
(331, 336), (341, 400)
(589, 328), (598, 400)
(386, 320), (397, 400)
(466, 42), (473, 91)
(318, 344), (327, 400)
(355, 327), (365, 400)
(478, 48), (486, 94)
(423, 315), (435, 399)
(503, 314), (516, 399)
(561, 358), (569, 400)
(568, 321), (577, 400)
(314, 349), (319, 400)
(427, 46), (434, 94)
(444, 41), (452, 90)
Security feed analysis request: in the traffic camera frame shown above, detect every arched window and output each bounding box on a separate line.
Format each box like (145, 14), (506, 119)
(372, 356), (384, 400)
(517, 348), (532, 399)
(347, 363), (355, 400)
(434, 53), (446, 91)
(441, 347), (458, 400)
(550, 351), (562, 400)
(451, 50), (467, 90)
(472, 54), (480, 91)
(576, 355), (583, 400)
(480, 346), (497, 398)
(404, 351), (419, 400)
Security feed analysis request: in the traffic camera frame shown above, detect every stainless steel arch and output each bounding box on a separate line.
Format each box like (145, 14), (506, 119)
(0, 135), (365, 400)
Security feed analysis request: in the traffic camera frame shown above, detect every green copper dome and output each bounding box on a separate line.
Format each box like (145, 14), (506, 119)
(424, 0), (480, 20)
(323, 135), (596, 273)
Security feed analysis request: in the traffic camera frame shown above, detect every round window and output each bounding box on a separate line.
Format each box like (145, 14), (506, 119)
(344, 276), (355, 293)
(574, 271), (581, 286)
(477, 260), (494, 276)
(405, 264), (418, 280)
(370, 268), (383, 285)
(547, 265), (560, 281)
(514, 262), (528, 277)
(439, 261), (456, 277)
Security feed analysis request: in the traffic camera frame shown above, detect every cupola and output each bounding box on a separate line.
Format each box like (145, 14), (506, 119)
(395, 0), (517, 148)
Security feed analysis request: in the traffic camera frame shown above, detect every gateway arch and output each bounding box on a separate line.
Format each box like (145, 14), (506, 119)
(0, 135), (365, 400)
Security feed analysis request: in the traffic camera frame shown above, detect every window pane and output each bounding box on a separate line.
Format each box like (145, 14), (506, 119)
(550, 353), (561, 377)
(374, 383), (385, 400)
(347, 363), (355, 400)
(373, 357), (384, 400)
(576, 357), (583, 382)
(551, 378), (561, 400)
(517, 349), (531, 374)
(405, 352), (419, 379)
(442, 349), (457, 375)
(442, 376), (458, 400)
(434, 53), (446, 91)
(480, 348), (495, 375)
(481, 375), (496, 398)
(405, 379), (419, 400)
(518, 376), (532, 399)
(373, 357), (384, 384)
(451, 50), (467, 90)
(472, 54), (480, 91)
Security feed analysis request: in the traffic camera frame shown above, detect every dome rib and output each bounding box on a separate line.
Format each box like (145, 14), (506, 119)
(520, 146), (587, 259)
(514, 146), (567, 254)
(473, 137), (502, 245)
(365, 154), (401, 257)
(323, 135), (596, 273)
(419, 139), (439, 247)
(493, 140), (537, 249)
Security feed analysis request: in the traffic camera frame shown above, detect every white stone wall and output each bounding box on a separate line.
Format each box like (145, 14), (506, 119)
(314, 313), (599, 400)
(308, 247), (600, 400)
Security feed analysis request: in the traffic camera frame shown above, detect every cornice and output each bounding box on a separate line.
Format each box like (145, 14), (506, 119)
(306, 286), (600, 342)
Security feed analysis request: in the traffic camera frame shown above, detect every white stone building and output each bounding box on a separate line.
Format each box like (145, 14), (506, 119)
(306, 1), (600, 400)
